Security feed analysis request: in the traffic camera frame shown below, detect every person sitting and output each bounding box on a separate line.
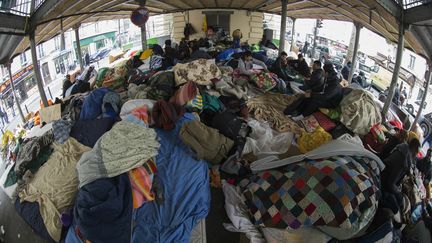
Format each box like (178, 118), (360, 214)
(189, 42), (212, 60)
(353, 71), (368, 88)
(341, 61), (351, 80)
(232, 29), (242, 49)
(381, 138), (420, 202)
(302, 60), (323, 90)
(284, 69), (326, 117)
(417, 148), (432, 199)
(163, 39), (177, 67)
(289, 54), (310, 77)
(379, 129), (408, 160)
(177, 38), (190, 60)
(271, 51), (292, 82)
(62, 74), (72, 98)
(237, 51), (268, 77)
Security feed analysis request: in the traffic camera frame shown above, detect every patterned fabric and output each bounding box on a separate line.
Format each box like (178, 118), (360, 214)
(173, 59), (221, 86)
(170, 81), (198, 107)
(300, 115), (319, 133)
(53, 119), (73, 144)
(101, 61), (129, 91)
(247, 93), (304, 134)
(313, 112), (336, 132)
(124, 106), (150, 127)
(238, 156), (380, 230)
(250, 72), (277, 91)
(186, 94), (203, 110)
(150, 55), (163, 70)
(15, 131), (54, 178)
(128, 159), (157, 209)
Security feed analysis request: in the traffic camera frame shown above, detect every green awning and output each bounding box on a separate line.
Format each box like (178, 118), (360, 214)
(73, 31), (116, 47)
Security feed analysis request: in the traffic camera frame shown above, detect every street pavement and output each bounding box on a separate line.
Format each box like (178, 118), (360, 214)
(2, 77), (63, 133)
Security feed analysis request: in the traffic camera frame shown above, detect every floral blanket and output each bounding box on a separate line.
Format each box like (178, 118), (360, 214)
(173, 59), (221, 86)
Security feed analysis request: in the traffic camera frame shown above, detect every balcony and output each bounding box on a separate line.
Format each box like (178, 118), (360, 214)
(403, 0), (432, 9)
(0, 0), (45, 16)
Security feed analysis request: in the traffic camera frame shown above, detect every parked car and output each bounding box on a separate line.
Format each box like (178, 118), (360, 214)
(90, 48), (111, 63)
(405, 99), (427, 116)
(420, 113), (432, 137)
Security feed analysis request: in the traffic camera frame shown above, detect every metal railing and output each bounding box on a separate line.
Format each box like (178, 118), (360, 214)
(0, 0), (46, 16)
(403, 0), (432, 9)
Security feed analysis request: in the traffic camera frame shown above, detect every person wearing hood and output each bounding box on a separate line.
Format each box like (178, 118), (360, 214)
(271, 51), (293, 82)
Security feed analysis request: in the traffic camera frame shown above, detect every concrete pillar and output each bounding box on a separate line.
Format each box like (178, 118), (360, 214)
(311, 20), (318, 59)
(279, 0), (288, 55)
(118, 19), (122, 48)
(29, 32), (49, 107)
(6, 63), (25, 123)
(290, 18), (296, 52)
(411, 67), (432, 131)
(74, 25), (83, 71)
(141, 24), (147, 50)
(347, 22), (362, 83)
(382, 21), (406, 118)
(60, 18), (65, 51)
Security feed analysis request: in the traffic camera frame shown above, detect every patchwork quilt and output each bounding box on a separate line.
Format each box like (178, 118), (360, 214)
(238, 156), (380, 229)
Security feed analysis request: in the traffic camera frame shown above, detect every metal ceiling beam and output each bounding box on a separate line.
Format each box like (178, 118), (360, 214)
(265, 0), (312, 11)
(0, 13), (27, 33)
(30, 0), (62, 31)
(404, 3), (432, 24)
(375, 0), (402, 19)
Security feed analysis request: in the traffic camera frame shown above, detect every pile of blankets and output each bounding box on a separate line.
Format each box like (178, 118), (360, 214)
(0, 44), (406, 243)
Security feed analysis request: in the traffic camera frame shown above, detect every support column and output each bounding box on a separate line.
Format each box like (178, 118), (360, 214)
(311, 20), (318, 59)
(382, 21), (406, 118)
(290, 18), (296, 52)
(411, 67), (432, 131)
(279, 0), (288, 55)
(60, 18), (65, 51)
(29, 32), (49, 107)
(118, 19), (122, 48)
(141, 24), (147, 50)
(347, 22), (362, 83)
(74, 25), (83, 72)
(6, 63), (25, 123)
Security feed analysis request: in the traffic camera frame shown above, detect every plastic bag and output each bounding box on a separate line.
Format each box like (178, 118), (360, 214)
(298, 126), (332, 154)
(243, 119), (294, 155)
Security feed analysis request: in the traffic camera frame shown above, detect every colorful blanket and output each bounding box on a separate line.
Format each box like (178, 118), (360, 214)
(173, 59), (221, 86)
(238, 156), (380, 229)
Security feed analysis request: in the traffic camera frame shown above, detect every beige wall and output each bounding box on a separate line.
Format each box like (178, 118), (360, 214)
(172, 10), (263, 45)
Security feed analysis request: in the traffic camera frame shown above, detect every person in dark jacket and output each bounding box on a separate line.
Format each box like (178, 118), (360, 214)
(62, 74), (72, 98)
(189, 43), (212, 60)
(341, 61), (351, 80)
(289, 54), (310, 77)
(353, 71), (368, 88)
(284, 69), (326, 117)
(163, 39), (177, 67)
(381, 138), (420, 195)
(84, 53), (90, 66)
(271, 51), (292, 82)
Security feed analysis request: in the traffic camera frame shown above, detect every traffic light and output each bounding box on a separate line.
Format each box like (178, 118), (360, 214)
(317, 19), (323, 28)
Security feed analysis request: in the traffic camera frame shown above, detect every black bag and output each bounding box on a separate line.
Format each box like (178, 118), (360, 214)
(211, 111), (250, 145)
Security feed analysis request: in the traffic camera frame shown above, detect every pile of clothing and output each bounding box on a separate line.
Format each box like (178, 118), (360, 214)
(1, 41), (428, 243)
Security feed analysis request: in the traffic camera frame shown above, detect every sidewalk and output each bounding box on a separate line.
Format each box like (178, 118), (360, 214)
(2, 78), (63, 133)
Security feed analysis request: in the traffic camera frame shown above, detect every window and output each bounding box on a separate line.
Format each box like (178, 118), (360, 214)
(204, 11), (232, 33)
(417, 89), (424, 101)
(20, 53), (27, 66)
(54, 36), (60, 50)
(37, 44), (45, 58)
(409, 54), (415, 70)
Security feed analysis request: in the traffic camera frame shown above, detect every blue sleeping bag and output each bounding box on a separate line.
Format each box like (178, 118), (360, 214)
(132, 113), (210, 242)
(217, 49), (235, 62)
(79, 88), (110, 120)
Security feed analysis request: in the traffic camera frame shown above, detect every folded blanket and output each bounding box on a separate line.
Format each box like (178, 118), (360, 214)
(77, 121), (160, 187)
